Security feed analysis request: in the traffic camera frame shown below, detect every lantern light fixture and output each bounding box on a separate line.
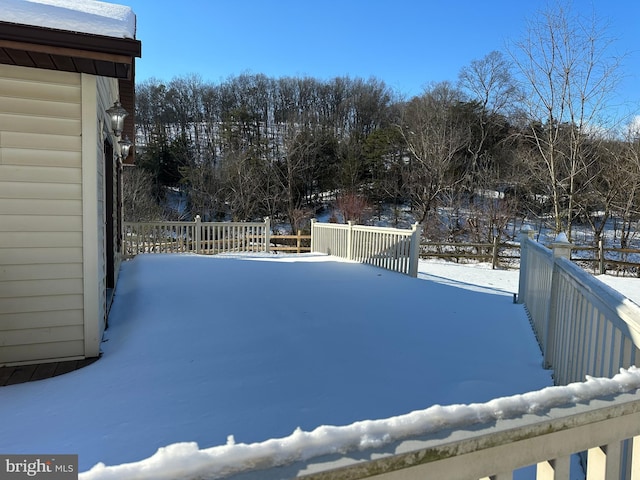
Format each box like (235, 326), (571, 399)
(118, 136), (132, 160)
(106, 100), (128, 137)
(118, 136), (133, 160)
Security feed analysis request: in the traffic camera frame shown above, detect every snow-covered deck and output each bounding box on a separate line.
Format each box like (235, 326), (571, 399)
(1, 253), (639, 479)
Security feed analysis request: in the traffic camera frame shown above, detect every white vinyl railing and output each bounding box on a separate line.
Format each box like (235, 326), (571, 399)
(518, 229), (640, 386)
(115, 221), (640, 479)
(514, 229), (640, 480)
(310, 220), (422, 277)
(220, 385), (640, 480)
(123, 216), (271, 256)
(123, 218), (422, 279)
(219, 229), (640, 480)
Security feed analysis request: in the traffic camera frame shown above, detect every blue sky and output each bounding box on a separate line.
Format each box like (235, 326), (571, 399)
(124, 0), (640, 109)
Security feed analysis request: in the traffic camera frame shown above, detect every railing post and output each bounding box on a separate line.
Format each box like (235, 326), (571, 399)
(310, 219), (317, 253)
(409, 222), (422, 278)
(544, 232), (573, 370)
(552, 232), (572, 260)
(264, 216), (271, 253)
(195, 215), (201, 254)
(517, 226), (535, 304)
(347, 221), (354, 261)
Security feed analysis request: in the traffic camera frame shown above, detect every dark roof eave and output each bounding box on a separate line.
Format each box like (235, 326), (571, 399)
(0, 21), (141, 59)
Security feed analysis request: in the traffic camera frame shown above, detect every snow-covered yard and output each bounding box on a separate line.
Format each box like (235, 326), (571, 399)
(1, 253), (638, 479)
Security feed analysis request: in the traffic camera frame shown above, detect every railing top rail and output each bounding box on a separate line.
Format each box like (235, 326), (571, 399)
(312, 221), (417, 236)
(554, 256), (640, 336)
(200, 221), (267, 227)
(124, 221), (195, 227)
(222, 379), (640, 480)
(312, 222), (350, 230)
(523, 237), (553, 262)
(307, 393), (640, 480)
(352, 224), (415, 236)
(124, 221), (268, 228)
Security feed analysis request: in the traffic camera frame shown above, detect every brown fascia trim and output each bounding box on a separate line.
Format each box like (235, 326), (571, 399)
(119, 76), (137, 165)
(0, 21), (141, 59)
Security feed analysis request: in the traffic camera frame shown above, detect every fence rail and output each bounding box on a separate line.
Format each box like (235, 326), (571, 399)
(420, 239), (640, 274)
(419, 237), (514, 269)
(310, 220), (422, 277)
(572, 242), (640, 276)
(270, 231), (311, 253)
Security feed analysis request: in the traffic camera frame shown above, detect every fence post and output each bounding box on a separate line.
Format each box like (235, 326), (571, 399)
(297, 230), (302, 254)
(195, 215), (201, 254)
(264, 216), (271, 253)
(310, 219), (317, 253)
(599, 240), (605, 275)
(517, 226), (535, 304)
(492, 235), (500, 270)
(347, 221), (354, 261)
(544, 232), (573, 369)
(409, 222), (422, 278)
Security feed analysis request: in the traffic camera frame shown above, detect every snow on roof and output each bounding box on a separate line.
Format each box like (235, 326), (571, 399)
(1, 0), (136, 39)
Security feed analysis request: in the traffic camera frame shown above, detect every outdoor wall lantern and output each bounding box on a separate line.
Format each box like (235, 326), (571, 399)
(106, 100), (128, 137)
(118, 136), (132, 160)
(106, 100), (131, 160)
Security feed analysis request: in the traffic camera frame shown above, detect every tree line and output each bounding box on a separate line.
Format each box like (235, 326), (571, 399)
(125, 3), (640, 247)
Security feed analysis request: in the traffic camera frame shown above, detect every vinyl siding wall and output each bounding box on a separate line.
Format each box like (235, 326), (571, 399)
(0, 64), (116, 365)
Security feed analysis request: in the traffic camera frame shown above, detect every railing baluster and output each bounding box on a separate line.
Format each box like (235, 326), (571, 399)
(536, 456), (571, 480)
(632, 435), (640, 480)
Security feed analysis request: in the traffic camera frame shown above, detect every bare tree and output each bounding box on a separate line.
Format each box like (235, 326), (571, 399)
(509, 3), (623, 238)
(612, 126), (640, 249)
(122, 167), (165, 221)
(458, 50), (519, 184)
(398, 82), (471, 224)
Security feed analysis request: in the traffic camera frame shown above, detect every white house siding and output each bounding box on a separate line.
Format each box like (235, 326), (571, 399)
(0, 64), (85, 365)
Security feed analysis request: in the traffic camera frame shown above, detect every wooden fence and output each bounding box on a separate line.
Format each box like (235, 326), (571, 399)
(310, 220), (422, 277)
(270, 231), (311, 253)
(419, 237), (515, 269)
(420, 238), (640, 274)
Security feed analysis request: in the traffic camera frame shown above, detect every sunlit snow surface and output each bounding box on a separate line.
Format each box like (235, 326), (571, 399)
(1, 254), (638, 479)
